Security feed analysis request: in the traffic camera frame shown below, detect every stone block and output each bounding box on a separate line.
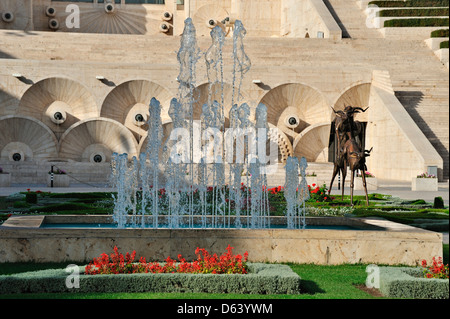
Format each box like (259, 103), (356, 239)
(46, 174), (70, 187)
(411, 177), (438, 191)
(0, 173), (11, 187)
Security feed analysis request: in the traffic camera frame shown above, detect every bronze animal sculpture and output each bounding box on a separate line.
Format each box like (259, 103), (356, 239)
(330, 105), (368, 154)
(328, 105), (372, 206)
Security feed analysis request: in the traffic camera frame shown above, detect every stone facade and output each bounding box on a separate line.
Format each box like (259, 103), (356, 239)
(0, 0), (448, 185)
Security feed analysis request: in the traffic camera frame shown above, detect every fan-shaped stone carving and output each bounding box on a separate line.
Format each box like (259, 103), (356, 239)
(18, 77), (98, 135)
(0, 0), (32, 31)
(101, 80), (173, 139)
(293, 123), (331, 163)
(333, 83), (371, 122)
(54, 3), (158, 34)
(259, 83), (330, 137)
(0, 84), (19, 116)
(267, 123), (293, 164)
(192, 4), (229, 37)
(59, 118), (139, 162)
(0, 115), (58, 161)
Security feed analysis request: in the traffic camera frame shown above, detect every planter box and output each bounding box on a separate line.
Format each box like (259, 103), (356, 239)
(0, 173), (11, 187)
(379, 267), (449, 299)
(355, 177), (378, 191)
(412, 177), (438, 191)
(46, 174), (70, 187)
(0, 263), (301, 295)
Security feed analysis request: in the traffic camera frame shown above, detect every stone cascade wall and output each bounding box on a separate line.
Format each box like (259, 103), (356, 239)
(366, 71), (444, 180)
(0, 0), (341, 39)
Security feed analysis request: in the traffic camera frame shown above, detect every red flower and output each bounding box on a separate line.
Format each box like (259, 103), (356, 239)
(86, 245), (249, 275)
(421, 257), (449, 279)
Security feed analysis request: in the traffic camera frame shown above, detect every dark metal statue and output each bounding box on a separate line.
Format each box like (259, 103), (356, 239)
(328, 105), (372, 206)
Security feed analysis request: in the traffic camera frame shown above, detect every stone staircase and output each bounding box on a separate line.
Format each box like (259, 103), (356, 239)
(323, 0), (384, 39)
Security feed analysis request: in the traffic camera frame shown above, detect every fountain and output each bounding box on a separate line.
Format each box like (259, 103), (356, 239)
(0, 19), (442, 266)
(109, 18), (308, 230)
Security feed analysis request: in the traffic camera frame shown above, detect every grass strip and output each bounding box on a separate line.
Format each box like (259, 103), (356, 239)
(384, 17), (449, 27)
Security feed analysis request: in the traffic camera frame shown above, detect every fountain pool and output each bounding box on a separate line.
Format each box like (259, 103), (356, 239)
(0, 215), (442, 265)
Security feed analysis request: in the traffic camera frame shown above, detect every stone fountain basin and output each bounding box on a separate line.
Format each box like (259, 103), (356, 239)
(0, 215), (442, 265)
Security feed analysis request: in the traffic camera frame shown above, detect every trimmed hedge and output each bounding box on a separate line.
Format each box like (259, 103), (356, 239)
(431, 28), (449, 37)
(379, 8), (449, 17)
(384, 17), (449, 27)
(379, 267), (449, 299)
(369, 0), (449, 8)
(0, 263), (301, 295)
(440, 40), (449, 48)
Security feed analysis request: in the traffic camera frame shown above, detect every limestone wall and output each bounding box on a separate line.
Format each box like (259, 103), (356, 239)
(366, 71), (444, 181)
(0, 0), (341, 39)
(0, 215), (443, 265)
(280, 0), (342, 39)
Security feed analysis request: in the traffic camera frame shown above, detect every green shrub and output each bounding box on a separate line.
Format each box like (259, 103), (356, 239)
(440, 40), (449, 48)
(369, 0), (449, 8)
(13, 201), (30, 209)
(430, 28), (449, 37)
(47, 192), (113, 200)
(29, 202), (105, 214)
(0, 263), (301, 295)
(379, 8), (449, 17)
(384, 17), (449, 27)
(379, 267), (449, 299)
(434, 196), (445, 209)
(25, 193), (37, 204)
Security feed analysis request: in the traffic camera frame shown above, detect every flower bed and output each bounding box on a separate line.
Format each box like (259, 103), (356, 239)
(421, 257), (449, 279)
(379, 266), (449, 299)
(85, 245), (249, 275)
(0, 263), (301, 295)
(0, 246), (301, 294)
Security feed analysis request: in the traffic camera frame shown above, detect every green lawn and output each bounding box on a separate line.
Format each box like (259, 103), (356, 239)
(1, 245), (448, 299)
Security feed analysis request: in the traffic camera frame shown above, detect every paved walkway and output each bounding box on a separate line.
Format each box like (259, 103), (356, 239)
(1, 180), (448, 203)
